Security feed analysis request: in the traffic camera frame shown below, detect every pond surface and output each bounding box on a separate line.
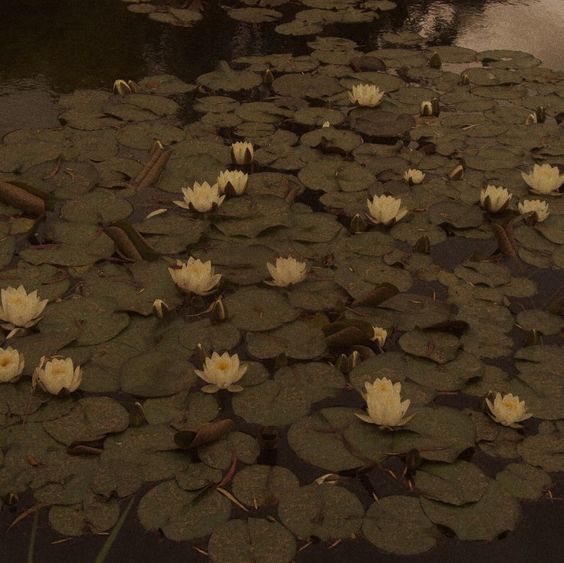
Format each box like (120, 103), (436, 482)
(0, 1), (563, 562)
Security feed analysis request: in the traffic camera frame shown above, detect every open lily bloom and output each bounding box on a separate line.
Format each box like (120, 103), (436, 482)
(217, 170), (248, 195)
(174, 182), (225, 212)
(371, 326), (388, 348)
(169, 257), (221, 295)
(521, 163), (564, 195)
(479, 185), (512, 213)
(517, 199), (550, 222)
(348, 84), (384, 107)
(486, 392), (532, 428)
(0, 347), (24, 383)
(266, 257), (307, 287)
(195, 351), (247, 393)
(366, 195), (408, 226)
(404, 169), (425, 185)
(34, 356), (82, 396)
(0, 285), (48, 331)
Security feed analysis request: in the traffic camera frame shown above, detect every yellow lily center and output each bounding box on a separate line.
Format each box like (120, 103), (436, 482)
(0, 357), (11, 367)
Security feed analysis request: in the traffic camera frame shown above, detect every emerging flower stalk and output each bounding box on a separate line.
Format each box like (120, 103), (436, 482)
(195, 351), (247, 393)
(479, 185), (512, 213)
(486, 392), (532, 428)
(169, 257), (221, 295)
(355, 378), (413, 427)
(0, 286), (48, 331)
(174, 182), (225, 213)
(366, 195), (408, 226)
(348, 84), (385, 107)
(266, 257), (307, 287)
(521, 163), (564, 195)
(34, 356), (82, 395)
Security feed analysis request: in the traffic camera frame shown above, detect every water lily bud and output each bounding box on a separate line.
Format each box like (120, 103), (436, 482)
(169, 257), (221, 296)
(265, 256), (307, 287)
(535, 105), (546, 123)
(194, 351), (247, 393)
(429, 53), (442, 69)
(112, 79), (131, 96)
(152, 298), (169, 319)
(480, 185), (512, 213)
(150, 139), (165, 154)
(521, 163), (564, 195)
(403, 168), (425, 185)
(34, 356), (82, 396)
(405, 448), (421, 474)
(217, 170), (248, 196)
(127, 79), (139, 93)
(322, 121), (331, 128)
(370, 326), (388, 348)
(525, 113), (538, 125)
(173, 181), (225, 213)
(518, 199), (550, 222)
(0, 285), (48, 331)
(350, 213), (367, 233)
(431, 98), (440, 116)
(355, 378), (414, 428)
(447, 163), (464, 180)
(485, 392), (532, 428)
(193, 343), (207, 368)
(210, 297), (227, 323)
(459, 72), (470, 86)
(129, 401), (147, 427)
(262, 67), (274, 85)
(315, 473), (340, 486)
(348, 84), (385, 107)
(0, 347), (24, 383)
(366, 195), (408, 226)
(231, 141), (254, 165)
(420, 101), (433, 117)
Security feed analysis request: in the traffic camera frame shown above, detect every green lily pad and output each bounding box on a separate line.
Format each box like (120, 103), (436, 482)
(495, 463), (551, 500)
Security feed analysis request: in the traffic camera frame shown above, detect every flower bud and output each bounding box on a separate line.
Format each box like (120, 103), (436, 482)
(447, 163), (464, 180)
(113, 79), (131, 96)
(152, 298), (169, 319)
(525, 113), (537, 125)
(420, 101), (433, 117)
(350, 213), (367, 233)
(535, 105), (546, 124)
(210, 297), (227, 323)
(459, 72), (470, 86)
(262, 67), (274, 85)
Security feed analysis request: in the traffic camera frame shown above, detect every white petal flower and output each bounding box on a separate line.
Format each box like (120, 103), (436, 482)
(366, 195), (408, 226)
(168, 257), (221, 296)
(217, 170), (249, 195)
(322, 121), (331, 128)
(194, 351), (247, 393)
(355, 378), (413, 427)
(403, 169), (425, 185)
(420, 100), (433, 116)
(485, 392), (532, 428)
(231, 141), (254, 165)
(371, 326), (388, 348)
(34, 356), (82, 395)
(0, 285), (48, 330)
(265, 257), (307, 287)
(348, 84), (385, 107)
(152, 299), (169, 319)
(521, 163), (564, 195)
(0, 347), (25, 383)
(174, 182), (225, 213)
(479, 185), (512, 213)
(517, 199), (550, 222)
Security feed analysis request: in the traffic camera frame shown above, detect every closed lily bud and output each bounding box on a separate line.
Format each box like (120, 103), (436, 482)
(459, 72), (470, 86)
(231, 141), (254, 165)
(535, 106), (546, 123)
(403, 168), (425, 185)
(350, 213), (367, 233)
(480, 185), (512, 213)
(322, 121), (331, 128)
(518, 199), (550, 222)
(429, 53), (442, 69)
(210, 297), (227, 323)
(525, 113), (537, 125)
(420, 101), (433, 117)
(113, 79), (132, 96)
(152, 298), (169, 319)
(262, 67), (274, 85)
(217, 170), (248, 196)
(150, 139), (165, 154)
(370, 326), (388, 348)
(447, 163), (464, 180)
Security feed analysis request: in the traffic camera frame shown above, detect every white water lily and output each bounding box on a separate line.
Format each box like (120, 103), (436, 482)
(486, 392), (532, 428)
(420, 100), (433, 116)
(0, 347), (24, 383)
(355, 378), (413, 427)
(266, 257), (307, 287)
(479, 185), (512, 213)
(174, 182), (224, 213)
(34, 356), (82, 395)
(403, 168), (425, 185)
(348, 84), (384, 107)
(0, 285), (48, 330)
(152, 298), (169, 319)
(371, 326), (388, 348)
(217, 170), (248, 195)
(521, 163), (564, 195)
(168, 257), (221, 295)
(366, 195), (408, 226)
(195, 351), (247, 393)
(322, 121), (331, 128)
(231, 141), (254, 165)
(518, 199), (550, 222)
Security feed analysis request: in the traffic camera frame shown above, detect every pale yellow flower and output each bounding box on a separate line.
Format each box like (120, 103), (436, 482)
(266, 257), (307, 287)
(0, 285), (48, 330)
(486, 392), (532, 428)
(174, 182), (224, 213)
(34, 356), (82, 395)
(518, 199), (550, 222)
(479, 185), (512, 213)
(217, 170), (248, 195)
(355, 378), (413, 427)
(521, 163), (564, 195)
(403, 169), (425, 185)
(168, 257), (221, 296)
(348, 84), (384, 107)
(195, 351), (247, 393)
(231, 141), (254, 165)
(366, 195), (408, 226)
(371, 326), (388, 348)
(0, 347), (24, 383)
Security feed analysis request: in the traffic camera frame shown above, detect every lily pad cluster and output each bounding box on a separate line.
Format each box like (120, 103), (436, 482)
(0, 7), (563, 562)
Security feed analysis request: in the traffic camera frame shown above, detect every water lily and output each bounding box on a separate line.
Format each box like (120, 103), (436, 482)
(355, 378), (413, 427)
(518, 199), (550, 222)
(521, 163), (564, 195)
(420, 100), (433, 116)
(168, 257), (221, 296)
(231, 141), (254, 165)
(0, 285), (48, 331)
(404, 168), (425, 185)
(348, 84), (384, 107)
(266, 257), (307, 287)
(174, 182), (224, 213)
(366, 195), (408, 226)
(195, 351), (247, 393)
(152, 298), (169, 319)
(322, 121), (331, 128)
(486, 392), (532, 428)
(34, 356), (82, 395)
(479, 185), (512, 213)
(217, 170), (248, 196)
(0, 347), (24, 383)
(371, 326), (388, 348)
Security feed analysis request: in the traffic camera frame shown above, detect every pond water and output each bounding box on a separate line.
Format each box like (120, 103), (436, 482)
(1, 0), (564, 562)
